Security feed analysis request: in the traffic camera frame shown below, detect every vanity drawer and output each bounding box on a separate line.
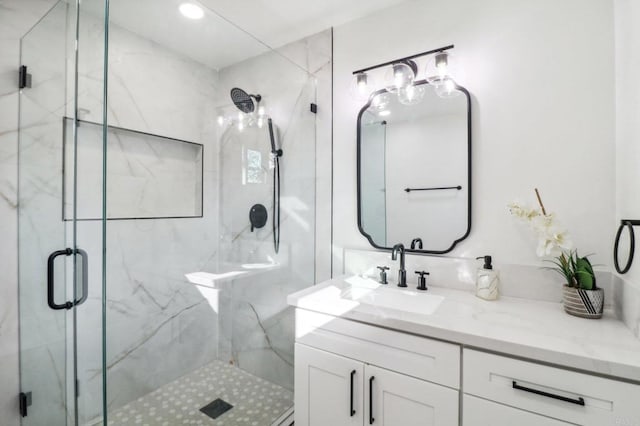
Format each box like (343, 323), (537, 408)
(463, 395), (573, 426)
(295, 309), (460, 389)
(463, 349), (640, 426)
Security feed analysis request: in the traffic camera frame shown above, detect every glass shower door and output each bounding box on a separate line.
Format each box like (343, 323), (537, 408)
(17, 1), (106, 424)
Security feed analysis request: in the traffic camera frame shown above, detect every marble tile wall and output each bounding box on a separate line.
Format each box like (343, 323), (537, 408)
(215, 29), (332, 391)
(82, 14), (222, 423)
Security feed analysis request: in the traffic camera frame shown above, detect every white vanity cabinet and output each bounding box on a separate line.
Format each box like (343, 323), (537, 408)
(463, 349), (640, 426)
(293, 308), (640, 426)
(295, 344), (364, 426)
(365, 364), (459, 426)
(294, 309), (460, 426)
(295, 344), (459, 426)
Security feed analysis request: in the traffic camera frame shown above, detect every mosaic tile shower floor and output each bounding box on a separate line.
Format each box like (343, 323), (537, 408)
(104, 360), (293, 426)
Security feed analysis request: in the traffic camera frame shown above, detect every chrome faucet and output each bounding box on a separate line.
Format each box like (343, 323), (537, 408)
(391, 243), (407, 287)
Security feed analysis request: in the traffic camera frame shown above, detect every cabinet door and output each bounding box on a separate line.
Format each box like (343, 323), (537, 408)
(463, 395), (573, 426)
(295, 343), (364, 426)
(364, 364), (459, 426)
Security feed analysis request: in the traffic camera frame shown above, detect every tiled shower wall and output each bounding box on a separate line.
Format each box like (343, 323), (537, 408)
(15, 5), (222, 423)
(215, 29), (331, 390)
(3, 2), (331, 423)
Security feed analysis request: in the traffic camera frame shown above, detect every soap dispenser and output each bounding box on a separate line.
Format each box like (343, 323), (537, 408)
(475, 255), (499, 301)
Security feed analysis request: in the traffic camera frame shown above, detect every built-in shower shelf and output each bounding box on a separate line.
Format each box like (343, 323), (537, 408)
(185, 262), (281, 288)
(62, 117), (203, 221)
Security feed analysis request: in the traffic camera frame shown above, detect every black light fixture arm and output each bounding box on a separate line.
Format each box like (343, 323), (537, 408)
(352, 44), (454, 75)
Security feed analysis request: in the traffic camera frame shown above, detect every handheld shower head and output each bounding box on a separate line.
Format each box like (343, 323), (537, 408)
(267, 118), (282, 157)
(230, 87), (261, 113)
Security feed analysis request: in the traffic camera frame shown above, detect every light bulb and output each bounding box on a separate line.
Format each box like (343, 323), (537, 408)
(397, 84), (426, 105)
(434, 77), (461, 98)
(385, 61), (416, 91)
(426, 51), (458, 86)
(370, 92), (391, 110)
(350, 72), (371, 101)
(179, 3), (204, 19)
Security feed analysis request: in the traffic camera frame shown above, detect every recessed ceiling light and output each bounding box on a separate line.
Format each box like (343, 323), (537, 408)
(179, 3), (204, 20)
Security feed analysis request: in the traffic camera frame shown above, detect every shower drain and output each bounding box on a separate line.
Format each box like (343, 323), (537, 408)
(200, 398), (234, 419)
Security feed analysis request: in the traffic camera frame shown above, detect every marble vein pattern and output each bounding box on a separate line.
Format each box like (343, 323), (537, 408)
(16, 7), (221, 423)
(215, 30), (331, 392)
(10, 5), (330, 423)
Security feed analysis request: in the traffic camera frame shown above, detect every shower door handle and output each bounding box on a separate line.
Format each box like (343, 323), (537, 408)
(47, 248), (88, 310)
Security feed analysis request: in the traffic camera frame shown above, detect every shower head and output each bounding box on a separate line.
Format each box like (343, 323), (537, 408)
(230, 87), (261, 113)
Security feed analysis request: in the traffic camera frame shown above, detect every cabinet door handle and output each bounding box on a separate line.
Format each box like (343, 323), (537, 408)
(512, 381), (585, 406)
(350, 370), (356, 416)
(369, 376), (375, 424)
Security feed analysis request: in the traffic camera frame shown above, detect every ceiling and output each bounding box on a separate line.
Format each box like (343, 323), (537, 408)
(100, 0), (410, 70)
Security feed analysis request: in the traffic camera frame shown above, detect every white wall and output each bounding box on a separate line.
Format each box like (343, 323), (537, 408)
(614, 0), (640, 338)
(333, 0), (615, 271)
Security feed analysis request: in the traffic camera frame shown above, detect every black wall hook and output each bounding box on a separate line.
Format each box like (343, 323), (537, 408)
(614, 219), (640, 274)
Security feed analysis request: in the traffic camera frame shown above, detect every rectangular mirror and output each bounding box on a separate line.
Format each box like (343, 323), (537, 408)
(357, 81), (471, 253)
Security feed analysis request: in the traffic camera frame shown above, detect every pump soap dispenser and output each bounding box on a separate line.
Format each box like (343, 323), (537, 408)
(475, 255), (499, 301)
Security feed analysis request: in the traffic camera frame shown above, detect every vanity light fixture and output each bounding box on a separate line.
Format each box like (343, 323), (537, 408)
(385, 60), (418, 91)
(425, 51), (458, 86)
(179, 2), (205, 20)
(349, 72), (371, 101)
(351, 44), (460, 101)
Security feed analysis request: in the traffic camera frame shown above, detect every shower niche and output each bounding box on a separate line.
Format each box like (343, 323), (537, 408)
(63, 118), (203, 220)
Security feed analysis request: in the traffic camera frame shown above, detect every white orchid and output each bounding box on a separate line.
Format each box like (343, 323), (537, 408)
(508, 195), (573, 258)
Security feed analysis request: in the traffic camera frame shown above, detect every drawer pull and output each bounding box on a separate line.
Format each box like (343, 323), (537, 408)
(350, 370), (356, 416)
(512, 381), (585, 406)
(369, 376), (375, 424)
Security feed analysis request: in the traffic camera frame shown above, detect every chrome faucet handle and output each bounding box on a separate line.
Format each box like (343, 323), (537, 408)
(415, 270), (430, 291)
(376, 266), (389, 285)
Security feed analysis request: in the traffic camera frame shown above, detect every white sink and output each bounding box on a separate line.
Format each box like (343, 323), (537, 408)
(340, 276), (444, 315)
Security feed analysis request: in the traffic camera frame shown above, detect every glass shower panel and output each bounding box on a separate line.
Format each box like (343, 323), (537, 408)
(18, 3), (72, 423)
(72, 0), (108, 424)
(18, 0), (108, 424)
(101, 0), (320, 424)
(217, 57), (318, 400)
(101, 1), (253, 420)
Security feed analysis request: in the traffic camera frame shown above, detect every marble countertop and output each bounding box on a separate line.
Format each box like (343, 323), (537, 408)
(287, 275), (640, 382)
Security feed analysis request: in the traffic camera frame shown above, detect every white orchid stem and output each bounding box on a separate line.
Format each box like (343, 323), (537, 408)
(534, 188), (547, 216)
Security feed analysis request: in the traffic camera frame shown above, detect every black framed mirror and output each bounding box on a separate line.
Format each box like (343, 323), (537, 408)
(357, 80), (471, 254)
